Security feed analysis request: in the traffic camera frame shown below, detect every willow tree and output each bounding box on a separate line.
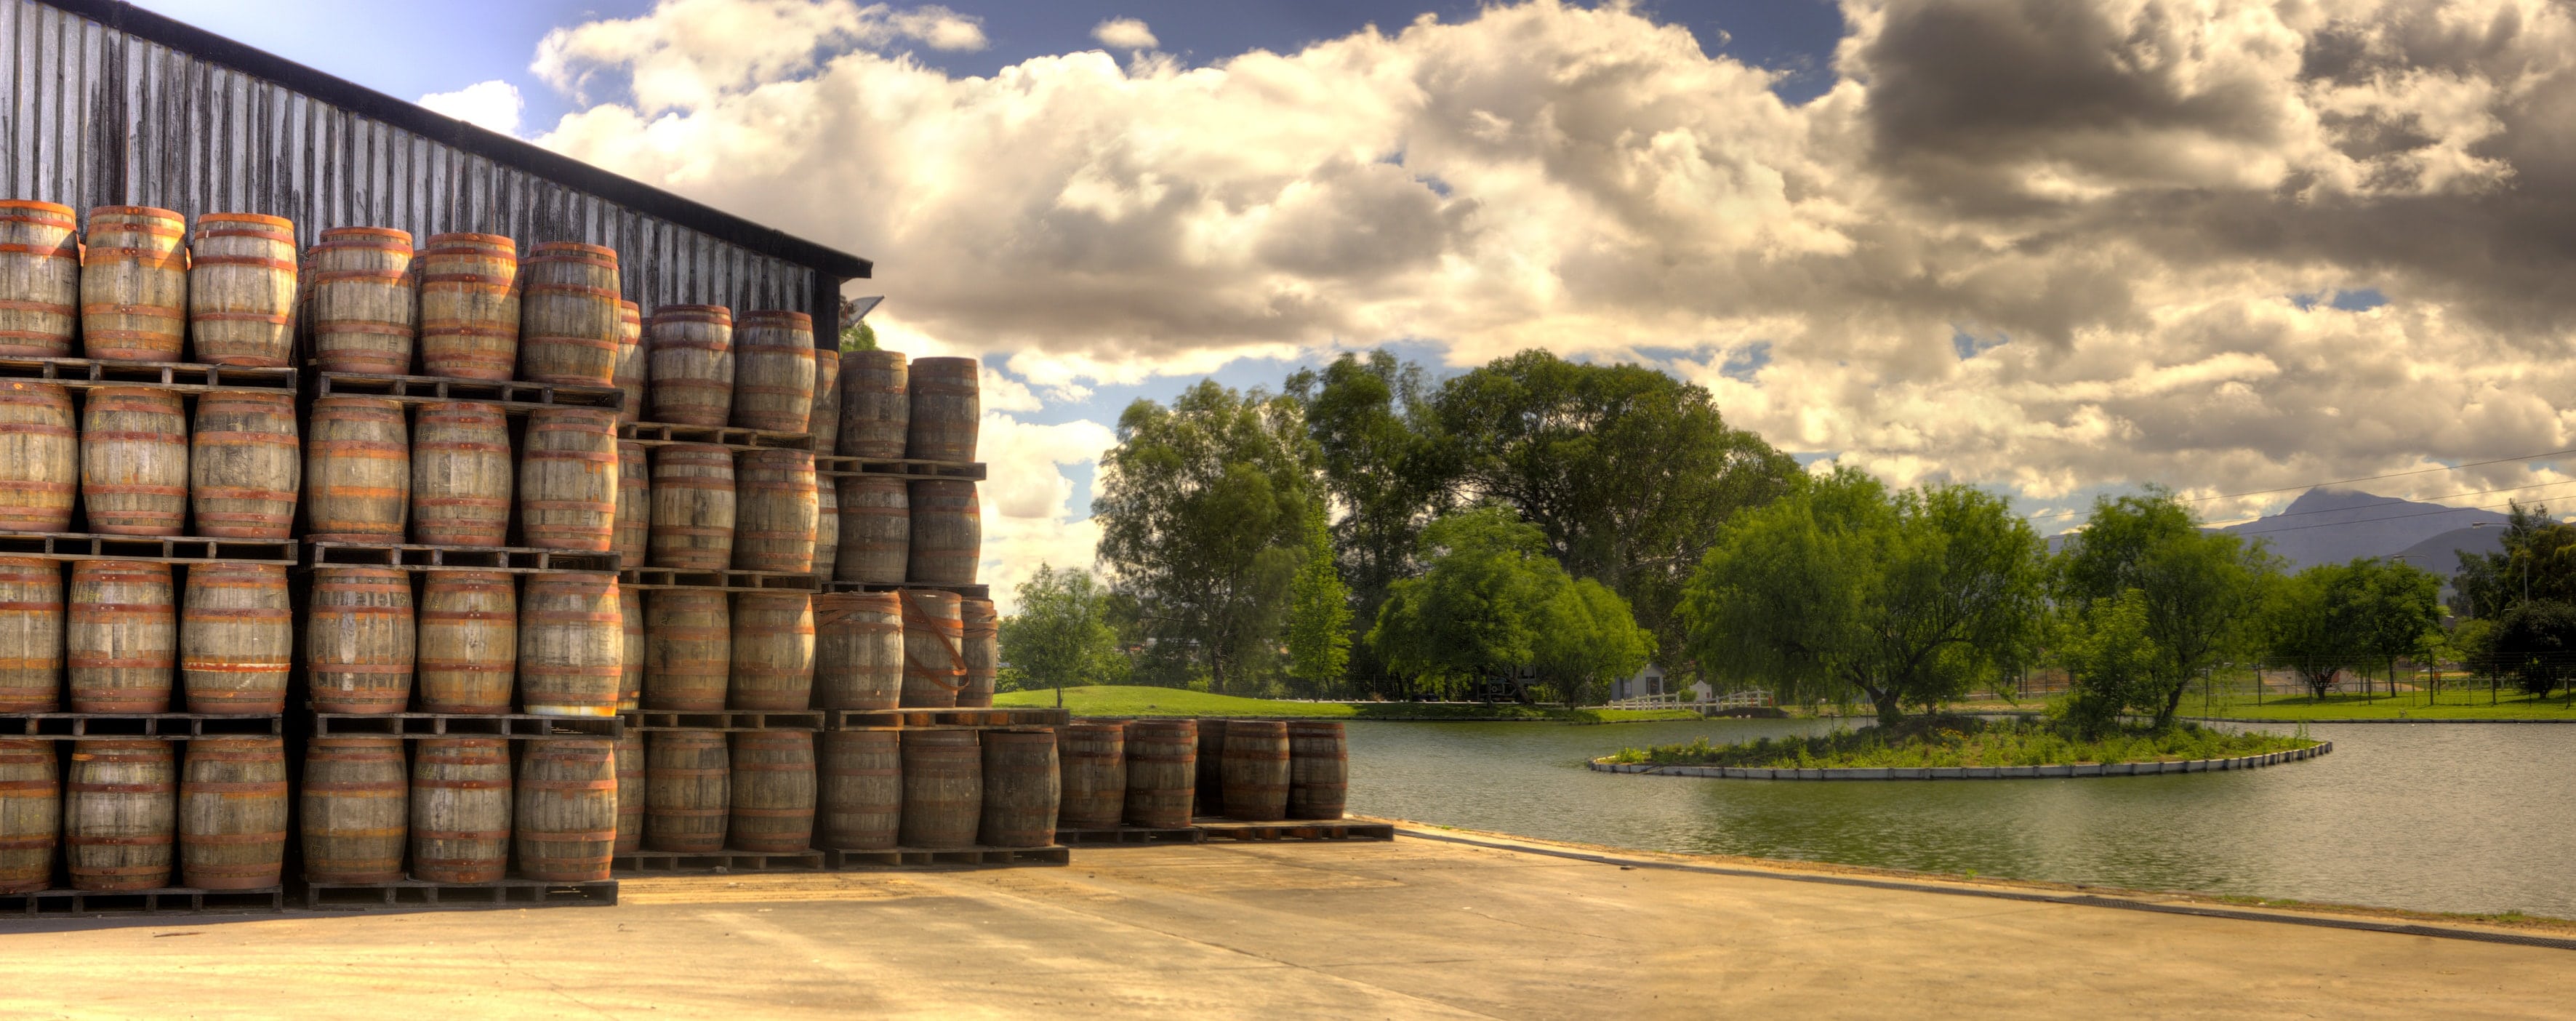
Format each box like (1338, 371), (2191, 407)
(1677, 469), (2045, 725)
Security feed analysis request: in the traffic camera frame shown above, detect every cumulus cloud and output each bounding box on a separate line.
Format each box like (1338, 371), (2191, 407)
(976, 415), (1120, 611)
(531, 0), (2576, 560)
(417, 79), (524, 135)
(1091, 17), (1157, 50)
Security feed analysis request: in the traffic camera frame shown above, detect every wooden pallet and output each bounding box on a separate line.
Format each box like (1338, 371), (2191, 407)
(822, 580), (991, 601)
(1192, 820), (1393, 842)
(821, 708), (1068, 729)
(812, 455), (987, 481)
(0, 886), (286, 916)
(308, 713), (623, 740)
(0, 713), (284, 739)
(612, 849), (827, 873)
(1054, 826), (1205, 846)
(619, 420), (813, 452)
(306, 541), (621, 574)
(0, 532), (297, 564)
(300, 878), (618, 909)
(312, 371), (624, 414)
(0, 355), (297, 393)
(619, 566), (822, 593)
(621, 710), (824, 732)
(825, 845), (1072, 868)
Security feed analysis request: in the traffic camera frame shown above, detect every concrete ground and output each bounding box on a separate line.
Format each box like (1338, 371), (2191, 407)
(0, 828), (2565, 1019)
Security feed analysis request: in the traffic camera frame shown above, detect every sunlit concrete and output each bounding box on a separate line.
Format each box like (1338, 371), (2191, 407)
(0, 830), (2561, 1018)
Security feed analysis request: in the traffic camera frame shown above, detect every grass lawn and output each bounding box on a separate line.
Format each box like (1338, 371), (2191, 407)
(1605, 715), (2316, 769)
(990, 685), (1703, 723)
(2180, 692), (2576, 721)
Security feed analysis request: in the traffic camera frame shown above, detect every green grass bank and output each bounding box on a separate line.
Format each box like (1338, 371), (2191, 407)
(1607, 715), (2317, 769)
(991, 685), (1701, 723)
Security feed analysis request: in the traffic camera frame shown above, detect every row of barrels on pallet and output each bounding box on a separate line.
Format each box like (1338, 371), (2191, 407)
(1059, 719), (1349, 828)
(830, 351), (976, 463)
(640, 444), (982, 586)
(0, 736), (621, 893)
(0, 205), (649, 390)
(639, 589), (1000, 713)
(618, 727), (1057, 853)
(0, 384), (300, 537)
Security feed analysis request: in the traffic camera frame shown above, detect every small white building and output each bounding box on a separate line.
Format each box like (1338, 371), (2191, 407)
(1608, 663), (1668, 702)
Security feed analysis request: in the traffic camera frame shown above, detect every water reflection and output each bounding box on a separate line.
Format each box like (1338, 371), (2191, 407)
(1342, 718), (2576, 917)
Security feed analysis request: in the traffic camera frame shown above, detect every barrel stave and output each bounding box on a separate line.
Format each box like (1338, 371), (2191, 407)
(80, 386), (189, 536)
(179, 562), (292, 715)
(190, 391), (299, 539)
(306, 567), (416, 714)
(308, 226), (416, 373)
(410, 401), (511, 546)
(67, 560), (175, 713)
(417, 233), (518, 381)
(417, 571), (517, 713)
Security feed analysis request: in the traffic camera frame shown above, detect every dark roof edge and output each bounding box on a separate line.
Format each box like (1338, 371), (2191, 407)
(42, 0), (872, 280)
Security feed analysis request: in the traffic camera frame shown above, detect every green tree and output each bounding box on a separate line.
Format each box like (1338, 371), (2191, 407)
(1094, 380), (1317, 694)
(1432, 350), (1798, 670)
(1286, 350), (1458, 692)
(2259, 558), (2442, 698)
(2452, 503), (2576, 619)
(2055, 489), (2275, 727)
(839, 320), (878, 352)
(2057, 590), (2160, 737)
(2484, 599), (2576, 696)
(998, 564), (1128, 701)
(1533, 577), (1656, 705)
(1282, 500), (1353, 697)
(1367, 507), (1651, 702)
(1677, 468), (2047, 726)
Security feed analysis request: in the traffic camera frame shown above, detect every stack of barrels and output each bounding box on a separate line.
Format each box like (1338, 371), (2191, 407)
(1053, 718), (1349, 835)
(825, 353), (994, 703)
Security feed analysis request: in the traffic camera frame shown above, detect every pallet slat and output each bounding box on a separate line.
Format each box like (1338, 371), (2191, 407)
(812, 455), (986, 481)
(306, 541), (622, 574)
(619, 567), (822, 593)
(619, 421), (814, 452)
(0, 532), (297, 564)
(0, 886), (286, 916)
(300, 878), (618, 909)
(822, 580), (990, 601)
(313, 371), (623, 414)
(620, 710), (824, 732)
(822, 708), (1069, 729)
(0, 356), (297, 394)
(613, 849), (829, 873)
(308, 713), (624, 740)
(0, 713), (285, 738)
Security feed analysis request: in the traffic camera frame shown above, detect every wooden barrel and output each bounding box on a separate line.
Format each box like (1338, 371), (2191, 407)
(188, 213), (297, 367)
(817, 729), (899, 850)
(812, 479), (839, 577)
(417, 233), (518, 381)
(809, 352), (841, 452)
(0, 200), (79, 356)
(645, 305), (732, 426)
(730, 731), (816, 852)
(613, 299), (645, 425)
(729, 593), (814, 710)
(645, 729), (728, 852)
(190, 391), (299, 539)
(1194, 718), (1227, 817)
(899, 590), (964, 709)
(67, 560), (174, 713)
(731, 311), (815, 433)
(80, 386), (189, 536)
(177, 736), (288, 889)
(1221, 720), (1291, 821)
(516, 739), (616, 881)
(614, 440), (649, 566)
(417, 570), (516, 713)
(308, 226), (415, 373)
(306, 566), (414, 714)
(647, 444), (734, 569)
(835, 476), (908, 583)
(300, 736), (406, 883)
(899, 729), (980, 849)
(305, 396), (409, 542)
(0, 383), (77, 532)
(643, 589), (729, 710)
(410, 737), (511, 883)
(837, 351), (907, 457)
(613, 729), (645, 854)
(907, 480), (981, 584)
(520, 572), (621, 717)
(1057, 722), (1126, 831)
(0, 558), (60, 712)
(518, 242), (620, 386)
(958, 596), (998, 708)
(981, 729), (1059, 848)
(905, 356), (979, 462)
(1123, 720), (1195, 828)
(179, 562), (291, 715)
(1286, 721), (1348, 820)
(734, 449), (816, 572)
(618, 583), (644, 711)
(410, 401), (510, 546)
(80, 206), (187, 361)
(813, 591), (901, 710)
(519, 407), (618, 551)
(65, 739), (175, 891)
(0, 740), (57, 892)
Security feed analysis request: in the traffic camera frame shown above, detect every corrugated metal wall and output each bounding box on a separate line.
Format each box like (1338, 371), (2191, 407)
(0, 0), (816, 321)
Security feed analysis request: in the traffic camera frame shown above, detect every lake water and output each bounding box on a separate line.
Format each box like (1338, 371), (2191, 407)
(1341, 718), (2576, 918)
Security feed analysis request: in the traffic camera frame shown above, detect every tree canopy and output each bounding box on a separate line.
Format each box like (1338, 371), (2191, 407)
(2053, 489), (2273, 726)
(2258, 558), (2444, 697)
(998, 564), (1128, 694)
(1368, 507), (1653, 703)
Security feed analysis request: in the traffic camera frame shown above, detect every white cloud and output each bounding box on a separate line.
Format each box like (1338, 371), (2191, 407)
(976, 414), (1119, 612)
(529, 0), (2576, 564)
(1091, 17), (1157, 50)
(417, 79), (524, 135)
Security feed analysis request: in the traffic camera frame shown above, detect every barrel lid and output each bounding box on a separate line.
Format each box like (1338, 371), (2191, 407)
(318, 225), (415, 247)
(911, 356), (980, 371)
(843, 349), (907, 366)
(530, 241), (618, 260)
(651, 304), (734, 322)
(198, 212), (296, 229)
(741, 311), (814, 329)
(0, 199), (74, 217)
(89, 204), (183, 221)
(425, 232), (516, 250)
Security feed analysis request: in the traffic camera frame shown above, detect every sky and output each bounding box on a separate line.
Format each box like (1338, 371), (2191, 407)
(131, 0), (2576, 606)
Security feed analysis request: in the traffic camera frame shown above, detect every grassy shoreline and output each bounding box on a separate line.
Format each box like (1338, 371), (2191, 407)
(1608, 715), (2316, 769)
(991, 685), (1703, 723)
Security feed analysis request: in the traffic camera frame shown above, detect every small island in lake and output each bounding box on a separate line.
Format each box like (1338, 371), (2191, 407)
(1605, 715), (2319, 770)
